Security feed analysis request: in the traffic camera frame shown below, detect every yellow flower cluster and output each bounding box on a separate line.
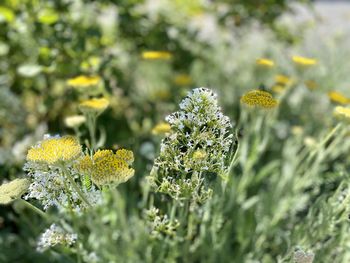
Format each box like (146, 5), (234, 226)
(67, 75), (101, 87)
(76, 149), (135, 186)
(240, 90), (278, 109)
(256, 58), (274, 67)
(328, 91), (350, 105)
(333, 106), (350, 121)
(27, 136), (82, 164)
(79, 98), (110, 114)
(142, 51), (173, 60)
(152, 122), (171, 135)
(275, 74), (293, 86)
(192, 150), (206, 160)
(292, 56), (317, 66)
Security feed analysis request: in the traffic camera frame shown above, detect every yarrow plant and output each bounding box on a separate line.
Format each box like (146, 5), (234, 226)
(149, 88), (236, 203)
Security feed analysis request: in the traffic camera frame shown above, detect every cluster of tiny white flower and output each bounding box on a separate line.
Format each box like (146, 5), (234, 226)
(150, 88), (236, 202)
(37, 224), (77, 252)
(24, 159), (102, 213)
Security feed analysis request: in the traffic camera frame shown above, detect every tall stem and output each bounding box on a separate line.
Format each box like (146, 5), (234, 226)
(18, 199), (49, 221)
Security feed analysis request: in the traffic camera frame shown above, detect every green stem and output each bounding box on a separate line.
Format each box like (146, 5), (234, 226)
(87, 114), (97, 153)
(18, 199), (49, 220)
(60, 165), (92, 207)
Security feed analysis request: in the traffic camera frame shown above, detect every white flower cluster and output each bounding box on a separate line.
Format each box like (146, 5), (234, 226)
(24, 162), (101, 213)
(293, 248), (315, 263)
(37, 224), (77, 252)
(150, 88), (235, 202)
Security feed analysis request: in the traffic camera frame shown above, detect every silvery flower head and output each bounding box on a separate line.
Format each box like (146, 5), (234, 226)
(150, 88), (236, 202)
(37, 223), (77, 252)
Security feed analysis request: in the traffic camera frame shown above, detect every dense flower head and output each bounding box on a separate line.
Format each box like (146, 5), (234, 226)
(37, 224), (77, 252)
(141, 51), (173, 60)
(150, 87), (235, 202)
(333, 106), (350, 121)
(256, 58), (274, 67)
(26, 135), (82, 165)
(64, 115), (86, 128)
(292, 55), (317, 66)
(328, 91), (350, 105)
(67, 75), (101, 87)
(0, 178), (30, 205)
(79, 98), (110, 114)
(76, 149), (135, 186)
(152, 122), (172, 135)
(240, 90), (278, 109)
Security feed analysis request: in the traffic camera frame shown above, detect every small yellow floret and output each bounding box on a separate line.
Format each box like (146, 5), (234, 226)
(67, 75), (101, 87)
(256, 58), (274, 67)
(240, 90), (278, 109)
(27, 136), (82, 164)
(304, 80), (318, 90)
(193, 150), (206, 160)
(76, 149), (135, 186)
(142, 51), (173, 60)
(328, 91), (350, 105)
(292, 56), (317, 66)
(79, 98), (110, 114)
(152, 122), (171, 135)
(271, 85), (285, 94)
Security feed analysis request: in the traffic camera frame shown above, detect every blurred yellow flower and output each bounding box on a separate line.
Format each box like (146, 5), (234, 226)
(291, 126), (304, 136)
(275, 74), (293, 85)
(240, 90), (278, 109)
(328, 91), (350, 105)
(76, 149), (134, 186)
(0, 178), (30, 205)
(292, 56), (317, 66)
(142, 51), (173, 60)
(271, 85), (285, 94)
(193, 150), (206, 160)
(67, 75), (101, 87)
(64, 115), (86, 128)
(152, 122), (171, 135)
(79, 98), (109, 114)
(174, 74), (193, 86)
(256, 58), (274, 67)
(304, 80), (318, 90)
(333, 106), (350, 121)
(27, 136), (82, 164)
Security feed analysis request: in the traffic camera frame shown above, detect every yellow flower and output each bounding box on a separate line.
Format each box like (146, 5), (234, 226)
(240, 90), (278, 109)
(174, 74), (193, 86)
(256, 58), (274, 67)
(27, 136), (82, 164)
(305, 80), (318, 90)
(64, 115), (86, 128)
(328, 91), (350, 105)
(292, 56), (317, 66)
(0, 178), (30, 205)
(67, 75), (101, 87)
(193, 150), (206, 160)
(76, 149), (134, 186)
(333, 106), (350, 121)
(291, 126), (304, 136)
(275, 74), (293, 85)
(271, 85), (285, 94)
(141, 51), (173, 60)
(79, 98), (109, 114)
(152, 122), (171, 135)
